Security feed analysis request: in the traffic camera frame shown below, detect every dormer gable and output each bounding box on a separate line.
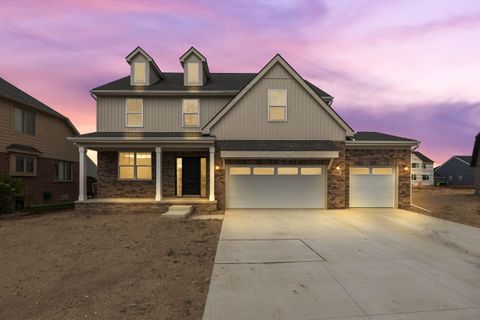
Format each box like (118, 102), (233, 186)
(179, 47), (211, 87)
(126, 47), (164, 86)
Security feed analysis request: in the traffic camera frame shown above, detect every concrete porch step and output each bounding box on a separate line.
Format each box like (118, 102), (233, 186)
(162, 205), (193, 219)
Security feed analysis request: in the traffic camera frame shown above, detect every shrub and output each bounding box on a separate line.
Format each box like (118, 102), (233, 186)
(0, 175), (24, 214)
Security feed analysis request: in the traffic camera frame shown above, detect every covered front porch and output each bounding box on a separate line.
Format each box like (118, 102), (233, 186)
(70, 132), (218, 214)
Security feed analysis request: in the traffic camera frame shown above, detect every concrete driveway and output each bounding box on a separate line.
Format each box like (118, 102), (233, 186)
(203, 209), (480, 320)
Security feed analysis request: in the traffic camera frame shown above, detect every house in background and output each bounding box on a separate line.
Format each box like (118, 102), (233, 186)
(69, 47), (418, 214)
(435, 155), (474, 187)
(471, 133), (480, 194)
(0, 77), (79, 206)
(411, 151), (434, 187)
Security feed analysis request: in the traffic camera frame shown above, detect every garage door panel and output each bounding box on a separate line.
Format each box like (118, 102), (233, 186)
(349, 167), (395, 208)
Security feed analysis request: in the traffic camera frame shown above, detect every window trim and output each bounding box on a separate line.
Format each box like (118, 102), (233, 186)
(125, 98), (144, 128)
(13, 107), (36, 135)
(118, 152), (152, 181)
(186, 62), (201, 85)
(182, 99), (200, 127)
(132, 62), (148, 85)
(267, 89), (287, 122)
(10, 154), (37, 176)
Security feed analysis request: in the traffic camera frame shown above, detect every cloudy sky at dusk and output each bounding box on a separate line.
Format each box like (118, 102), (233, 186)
(1, 0), (479, 164)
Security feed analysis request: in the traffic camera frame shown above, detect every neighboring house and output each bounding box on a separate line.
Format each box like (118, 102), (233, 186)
(0, 77), (79, 205)
(70, 47), (418, 213)
(411, 151), (434, 187)
(433, 167), (446, 186)
(435, 155), (474, 187)
(471, 133), (480, 194)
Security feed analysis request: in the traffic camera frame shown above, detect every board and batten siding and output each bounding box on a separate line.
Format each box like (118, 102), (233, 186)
(0, 97), (78, 162)
(209, 63), (347, 140)
(97, 96), (230, 132)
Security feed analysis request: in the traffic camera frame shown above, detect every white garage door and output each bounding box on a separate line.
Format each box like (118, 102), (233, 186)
(227, 165), (326, 208)
(349, 167), (395, 208)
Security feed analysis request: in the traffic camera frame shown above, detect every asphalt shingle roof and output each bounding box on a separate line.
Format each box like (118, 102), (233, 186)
(352, 131), (417, 142)
(455, 155), (472, 164)
(216, 140), (339, 151)
(413, 151), (434, 163)
(77, 132), (207, 138)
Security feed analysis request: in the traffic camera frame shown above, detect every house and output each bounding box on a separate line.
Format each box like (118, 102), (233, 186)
(69, 47), (419, 213)
(471, 133), (480, 194)
(435, 155), (475, 187)
(0, 77), (79, 206)
(411, 151), (434, 187)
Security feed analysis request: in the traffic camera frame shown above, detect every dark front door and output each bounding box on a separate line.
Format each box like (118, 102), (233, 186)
(182, 157), (201, 195)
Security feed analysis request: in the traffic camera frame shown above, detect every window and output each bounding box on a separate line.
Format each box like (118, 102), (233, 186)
(118, 152), (152, 180)
(14, 155), (35, 175)
(422, 163), (427, 169)
(229, 167), (251, 175)
(350, 168), (369, 175)
(126, 99), (143, 127)
(14, 108), (35, 135)
(459, 175), (463, 181)
(133, 62), (147, 84)
(253, 167), (274, 175)
(54, 161), (72, 181)
(411, 174), (417, 181)
(186, 62), (200, 85)
(268, 89), (287, 122)
(277, 167), (298, 175)
(422, 174), (429, 181)
(182, 99), (200, 127)
(300, 167), (322, 175)
(412, 163), (420, 168)
(449, 176), (452, 180)
(372, 168), (393, 175)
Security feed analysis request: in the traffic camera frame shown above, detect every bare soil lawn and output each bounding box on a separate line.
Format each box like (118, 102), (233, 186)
(412, 187), (480, 227)
(0, 211), (222, 320)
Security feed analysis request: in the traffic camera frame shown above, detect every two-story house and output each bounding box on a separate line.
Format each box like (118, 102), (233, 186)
(435, 155), (475, 187)
(70, 47), (418, 214)
(0, 77), (79, 206)
(411, 151), (434, 187)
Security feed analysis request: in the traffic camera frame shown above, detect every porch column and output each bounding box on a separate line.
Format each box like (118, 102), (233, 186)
(209, 146), (215, 201)
(155, 147), (162, 201)
(78, 146), (86, 201)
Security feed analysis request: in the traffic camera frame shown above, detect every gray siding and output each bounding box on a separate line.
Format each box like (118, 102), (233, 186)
(210, 63), (346, 140)
(97, 96), (230, 132)
(436, 157), (475, 186)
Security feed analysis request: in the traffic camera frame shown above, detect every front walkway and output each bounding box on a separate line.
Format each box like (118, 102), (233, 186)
(203, 209), (480, 320)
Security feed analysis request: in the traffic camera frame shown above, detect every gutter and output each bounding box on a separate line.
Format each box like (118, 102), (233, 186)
(91, 90), (239, 96)
(345, 140), (420, 147)
(67, 136), (216, 144)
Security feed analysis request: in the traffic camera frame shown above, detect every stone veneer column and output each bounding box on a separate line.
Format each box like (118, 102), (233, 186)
(155, 147), (162, 201)
(209, 146), (215, 201)
(78, 146), (86, 201)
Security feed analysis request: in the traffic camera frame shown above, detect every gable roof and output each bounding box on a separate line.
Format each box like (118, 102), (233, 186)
(202, 54), (353, 135)
(179, 47), (211, 80)
(0, 77), (79, 135)
(455, 155), (472, 165)
(413, 151), (434, 163)
(351, 131), (417, 142)
(471, 133), (480, 167)
(125, 46), (164, 80)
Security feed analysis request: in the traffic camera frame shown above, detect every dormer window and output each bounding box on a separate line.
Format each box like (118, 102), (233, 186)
(133, 62), (147, 84)
(186, 62), (201, 85)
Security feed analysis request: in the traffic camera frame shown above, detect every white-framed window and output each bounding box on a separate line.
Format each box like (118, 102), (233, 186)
(412, 163), (420, 168)
(54, 160), (72, 181)
(118, 152), (152, 180)
(125, 99), (143, 127)
(422, 174), (429, 181)
(253, 167), (274, 175)
(133, 62), (147, 84)
(350, 168), (369, 175)
(372, 168), (393, 175)
(412, 174), (417, 181)
(229, 167), (251, 175)
(14, 107), (36, 135)
(459, 175), (463, 181)
(268, 89), (287, 122)
(277, 167), (298, 175)
(182, 99), (200, 127)
(300, 167), (322, 175)
(186, 62), (201, 85)
(14, 155), (36, 175)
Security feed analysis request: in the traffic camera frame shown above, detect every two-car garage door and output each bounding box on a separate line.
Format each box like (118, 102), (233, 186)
(226, 165), (326, 208)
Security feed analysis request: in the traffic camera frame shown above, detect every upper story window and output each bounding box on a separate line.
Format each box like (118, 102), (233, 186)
(268, 89), (287, 122)
(133, 62), (147, 84)
(182, 99), (200, 127)
(54, 160), (72, 181)
(411, 163), (420, 168)
(14, 107), (35, 135)
(186, 62), (201, 85)
(125, 99), (143, 127)
(118, 152), (152, 180)
(13, 155), (36, 176)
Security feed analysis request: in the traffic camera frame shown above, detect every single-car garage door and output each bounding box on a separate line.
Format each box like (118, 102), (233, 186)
(227, 165), (326, 208)
(349, 167), (396, 208)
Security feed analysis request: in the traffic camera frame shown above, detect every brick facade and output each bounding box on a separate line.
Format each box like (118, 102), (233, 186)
(345, 147), (412, 208)
(0, 152), (78, 206)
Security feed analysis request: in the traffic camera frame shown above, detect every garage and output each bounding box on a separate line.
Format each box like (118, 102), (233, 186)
(226, 165), (326, 208)
(349, 167), (396, 208)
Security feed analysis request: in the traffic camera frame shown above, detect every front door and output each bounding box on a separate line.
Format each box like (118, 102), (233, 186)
(182, 157), (201, 195)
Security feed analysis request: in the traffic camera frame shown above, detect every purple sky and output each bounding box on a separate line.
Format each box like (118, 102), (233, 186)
(1, 0), (479, 164)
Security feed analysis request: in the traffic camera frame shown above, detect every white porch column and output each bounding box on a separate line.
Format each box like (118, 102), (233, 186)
(209, 146), (215, 201)
(78, 146), (86, 201)
(155, 147), (162, 201)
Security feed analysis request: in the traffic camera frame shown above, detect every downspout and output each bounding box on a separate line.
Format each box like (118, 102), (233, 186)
(410, 143), (420, 207)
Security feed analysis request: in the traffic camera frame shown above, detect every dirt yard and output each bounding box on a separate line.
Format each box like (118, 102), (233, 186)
(0, 211), (222, 320)
(412, 187), (480, 227)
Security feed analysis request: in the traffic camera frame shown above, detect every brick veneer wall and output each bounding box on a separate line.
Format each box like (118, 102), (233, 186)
(345, 147), (412, 208)
(0, 153), (78, 205)
(327, 143), (346, 209)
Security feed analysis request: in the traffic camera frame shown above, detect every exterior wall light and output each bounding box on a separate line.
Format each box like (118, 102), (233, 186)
(404, 166), (409, 172)
(215, 165), (220, 170)
(335, 166), (341, 171)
